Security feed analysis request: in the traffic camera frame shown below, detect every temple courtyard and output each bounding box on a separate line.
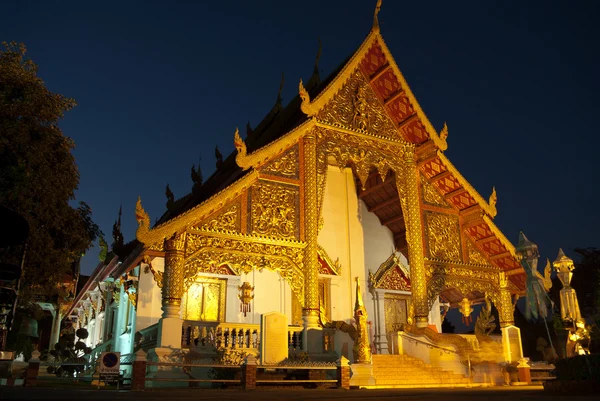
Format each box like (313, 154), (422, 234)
(0, 386), (594, 401)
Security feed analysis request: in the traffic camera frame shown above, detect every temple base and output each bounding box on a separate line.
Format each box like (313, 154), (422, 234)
(349, 363), (376, 388)
(146, 347), (188, 388)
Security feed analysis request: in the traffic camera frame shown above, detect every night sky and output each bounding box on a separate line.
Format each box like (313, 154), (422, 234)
(3, 0), (599, 276)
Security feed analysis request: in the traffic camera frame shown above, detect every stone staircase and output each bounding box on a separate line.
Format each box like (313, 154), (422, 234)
(370, 354), (471, 388)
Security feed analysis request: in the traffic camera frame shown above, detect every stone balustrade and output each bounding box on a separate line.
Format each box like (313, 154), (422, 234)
(181, 321), (305, 353)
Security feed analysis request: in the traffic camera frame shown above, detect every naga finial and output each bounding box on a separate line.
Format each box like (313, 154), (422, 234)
(440, 122), (448, 142)
(373, 0), (383, 31)
(135, 196), (151, 243)
(233, 127), (246, 157)
(488, 187), (497, 216)
(299, 79), (316, 116)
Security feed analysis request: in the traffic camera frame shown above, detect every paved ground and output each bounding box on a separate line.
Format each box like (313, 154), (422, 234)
(0, 386), (594, 401)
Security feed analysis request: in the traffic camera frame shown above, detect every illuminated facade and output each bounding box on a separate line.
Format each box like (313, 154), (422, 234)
(70, 2), (531, 385)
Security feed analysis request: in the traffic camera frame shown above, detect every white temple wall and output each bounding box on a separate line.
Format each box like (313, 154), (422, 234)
(235, 269), (293, 325)
(135, 257), (164, 333)
(319, 165), (366, 323)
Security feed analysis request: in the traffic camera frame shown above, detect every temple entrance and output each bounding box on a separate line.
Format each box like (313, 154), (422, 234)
(181, 277), (226, 322)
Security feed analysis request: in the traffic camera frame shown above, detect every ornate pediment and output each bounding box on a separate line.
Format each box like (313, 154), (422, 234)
(316, 69), (398, 140)
(465, 237), (492, 266)
(369, 253), (411, 291)
(317, 245), (341, 276)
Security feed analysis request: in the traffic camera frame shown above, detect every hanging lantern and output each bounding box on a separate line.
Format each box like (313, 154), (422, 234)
(238, 282), (254, 317)
(459, 298), (473, 325)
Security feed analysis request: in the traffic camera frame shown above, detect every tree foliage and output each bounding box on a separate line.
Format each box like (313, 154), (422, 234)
(0, 42), (100, 301)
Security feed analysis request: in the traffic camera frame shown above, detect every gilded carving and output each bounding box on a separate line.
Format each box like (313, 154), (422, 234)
(196, 204), (240, 233)
(260, 145), (299, 178)
(316, 127), (403, 189)
(425, 212), (461, 261)
(466, 238), (491, 266)
(316, 69), (398, 140)
(303, 133), (320, 317)
(184, 234), (305, 305)
(395, 147), (429, 327)
(420, 174), (448, 208)
(250, 182), (298, 239)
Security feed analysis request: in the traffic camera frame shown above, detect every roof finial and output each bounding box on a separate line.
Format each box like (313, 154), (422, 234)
(373, 0), (383, 31)
(306, 38), (323, 91)
(276, 72), (285, 106)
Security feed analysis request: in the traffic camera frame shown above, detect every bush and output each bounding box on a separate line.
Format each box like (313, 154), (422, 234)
(553, 355), (600, 382)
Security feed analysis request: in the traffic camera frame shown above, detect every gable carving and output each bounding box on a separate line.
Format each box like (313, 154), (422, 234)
(425, 212), (462, 261)
(420, 174), (449, 208)
(249, 181), (299, 240)
(316, 69), (398, 139)
(466, 237), (492, 266)
(259, 145), (299, 179)
(193, 202), (241, 233)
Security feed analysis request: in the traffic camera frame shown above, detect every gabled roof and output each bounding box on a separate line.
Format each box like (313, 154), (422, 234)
(136, 7), (524, 286)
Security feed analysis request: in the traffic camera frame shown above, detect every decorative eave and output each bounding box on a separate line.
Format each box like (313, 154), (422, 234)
(187, 229), (306, 249)
(135, 170), (260, 246)
(481, 214), (517, 259)
(234, 119), (314, 170)
(436, 152), (497, 218)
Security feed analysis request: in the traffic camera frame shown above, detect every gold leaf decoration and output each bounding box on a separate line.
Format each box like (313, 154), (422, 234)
(425, 212), (461, 261)
(250, 182), (298, 239)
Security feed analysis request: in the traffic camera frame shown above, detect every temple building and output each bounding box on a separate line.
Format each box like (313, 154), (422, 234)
(67, 3), (538, 387)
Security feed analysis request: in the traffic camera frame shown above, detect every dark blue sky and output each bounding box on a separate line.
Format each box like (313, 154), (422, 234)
(3, 0), (599, 275)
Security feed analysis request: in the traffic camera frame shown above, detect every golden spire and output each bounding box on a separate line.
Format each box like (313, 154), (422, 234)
(233, 127), (247, 158)
(488, 187), (497, 216)
(373, 0), (383, 31)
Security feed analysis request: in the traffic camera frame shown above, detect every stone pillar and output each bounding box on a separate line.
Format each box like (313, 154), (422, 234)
(397, 146), (428, 328)
(157, 232), (185, 348)
(302, 132), (322, 352)
(131, 350), (147, 391)
(242, 354), (257, 390)
(372, 289), (389, 354)
(517, 358), (531, 384)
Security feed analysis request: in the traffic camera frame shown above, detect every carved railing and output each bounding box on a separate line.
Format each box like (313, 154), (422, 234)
(181, 321), (305, 353)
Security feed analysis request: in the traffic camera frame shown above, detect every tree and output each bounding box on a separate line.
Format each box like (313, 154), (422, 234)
(0, 42), (100, 302)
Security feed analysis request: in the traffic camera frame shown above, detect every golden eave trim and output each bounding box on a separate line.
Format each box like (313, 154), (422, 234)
(135, 170), (260, 246)
(481, 214), (517, 259)
(186, 229), (307, 249)
(314, 120), (407, 146)
(424, 258), (500, 271)
(235, 119), (313, 170)
(437, 152), (497, 218)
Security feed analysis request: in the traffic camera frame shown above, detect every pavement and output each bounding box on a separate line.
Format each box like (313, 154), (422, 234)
(0, 386), (595, 401)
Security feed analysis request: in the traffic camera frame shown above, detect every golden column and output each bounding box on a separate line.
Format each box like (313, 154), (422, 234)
(302, 131), (321, 349)
(496, 272), (515, 327)
(397, 146), (429, 328)
(157, 232), (186, 348)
